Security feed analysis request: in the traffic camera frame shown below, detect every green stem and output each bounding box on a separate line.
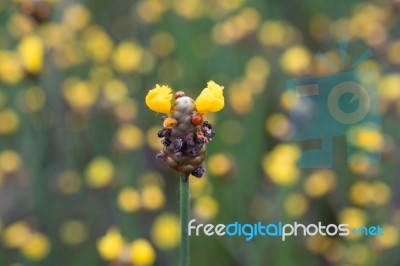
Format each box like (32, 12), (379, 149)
(180, 174), (190, 266)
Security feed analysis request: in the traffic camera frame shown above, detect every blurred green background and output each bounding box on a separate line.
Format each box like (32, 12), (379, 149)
(0, 0), (399, 265)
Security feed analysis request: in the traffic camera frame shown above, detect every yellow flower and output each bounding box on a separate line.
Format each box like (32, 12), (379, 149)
(3, 221), (31, 248)
(0, 109), (20, 135)
(85, 157), (114, 188)
(141, 185), (165, 210)
(0, 150), (21, 173)
(195, 81), (224, 114)
(145, 84), (172, 113)
(18, 34), (44, 74)
(117, 187), (141, 213)
(21, 233), (51, 261)
(97, 227), (125, 260)
(130, 239), (156, 266)
(193, 195), (219, 221)
(151, 213), (180, 250)
(112, 42), (143, 73)
(0, 51), (23, 84)
(62, 4), (91, 31)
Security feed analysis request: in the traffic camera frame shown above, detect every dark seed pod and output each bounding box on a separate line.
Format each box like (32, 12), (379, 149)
(156, 95), (215, 177)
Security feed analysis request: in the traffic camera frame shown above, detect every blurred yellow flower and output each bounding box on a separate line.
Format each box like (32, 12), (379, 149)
(0, 150), (21, 174)
(103, 79), (128, 104)
(0, 50), (23, 84)
(355, 130), (383, 151)
(263, 144), (301, 186)
(280, 45), (311, 74)
(372, 181), (391, 205)
(0, 109), (20, 135)
(112, 42), (143, 73)
(117, 187), (141, 213)
(18, 34), (44, 74)
(141, 185), (165, 210)
(7, 13), (34, 37)
(145, 84), (172, 113)
(266, 113), (291, 139)
(284, 193), (309, 218)
(59, 220), (88, 245)
(83, 25), (114, 63)
(375, 224), (399, 249)
(258, 21), (287, 47)
(339, 208), (366, 240)
(63, 80), (98, 111)
(266, 163), (299, 185)
(349, 181), (374, 206)
(195, 81), (224, 114)
(3, 221), (31, 248)
(173, 0), (203, 20)
(207, 153), (232, 177)
(303, 170), (336, 198)
(116, 124), (144, 151)
(151, 213), (180, 250)
(57, 170), (82, 195)
(97, 228), (125, 260)
(85, 157), (114, 188)
(21, 233), (50, 261)
(130, 239), (156, 266)
(379, 74), (400, 101)
(136, 0), (167, 24)
(193, 195), (219, 221)
(63, 4), (91, 31)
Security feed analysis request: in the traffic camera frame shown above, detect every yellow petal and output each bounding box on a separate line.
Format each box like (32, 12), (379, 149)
(145, 84), (172, 113)
(195, 81), (224, 114)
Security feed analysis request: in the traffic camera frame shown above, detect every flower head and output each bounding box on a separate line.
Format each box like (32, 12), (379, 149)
(195, 81), (224, 114)
(145, 81), (224, 179)
(145, 84), (173, 113)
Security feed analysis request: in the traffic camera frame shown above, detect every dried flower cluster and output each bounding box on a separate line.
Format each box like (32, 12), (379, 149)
(145, 81), (224, 179)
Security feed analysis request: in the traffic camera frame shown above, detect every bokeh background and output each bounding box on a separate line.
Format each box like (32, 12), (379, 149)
(0, 0), (399, 265)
